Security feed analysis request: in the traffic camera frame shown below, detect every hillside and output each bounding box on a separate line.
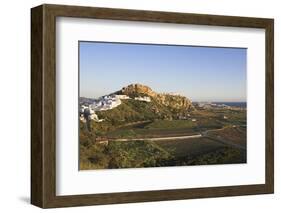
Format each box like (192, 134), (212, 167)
(87, 84), (194, 135)
(79, 84), (247, 170)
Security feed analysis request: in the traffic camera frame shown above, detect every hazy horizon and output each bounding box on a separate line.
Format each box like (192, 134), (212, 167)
(79, 42), (247, 102)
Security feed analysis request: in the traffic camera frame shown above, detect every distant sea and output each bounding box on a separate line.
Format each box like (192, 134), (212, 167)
(213, 102), (247, 108)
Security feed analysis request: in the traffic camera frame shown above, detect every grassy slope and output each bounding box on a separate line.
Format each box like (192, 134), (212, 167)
(107, 120), (199, 139)
(80, 136), (246, 170)
(154, 137), (226, 157)
(80, 140), (172, 170)
(91, 98), (193, 136)
(145, 120), (195, 129)
(206, 126), (247, 147)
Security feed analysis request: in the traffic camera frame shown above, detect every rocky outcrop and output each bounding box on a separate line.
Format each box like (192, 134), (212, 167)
(119, 83), (156, 97)
(116, 83), (193, 111)
(155, 93), (193, 110)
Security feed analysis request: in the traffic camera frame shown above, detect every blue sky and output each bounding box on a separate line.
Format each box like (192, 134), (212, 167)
(79, 41), (246, 102)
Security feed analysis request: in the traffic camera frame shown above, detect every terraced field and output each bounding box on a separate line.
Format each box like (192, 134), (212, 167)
(80, 108), (247, 170)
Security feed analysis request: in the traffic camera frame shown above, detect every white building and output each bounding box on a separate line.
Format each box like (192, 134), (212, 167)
(79, 105), (87, 113)
(80, 94), (124, 113)
(88, 113), (98, 121)
(87, 111), (104, 122)
(84, 107), (95, 115)
(116, 94), (130, 100)
(134, 96), (151, 102)
(86, 96), (122, 111)
(79, 114), (86, 123)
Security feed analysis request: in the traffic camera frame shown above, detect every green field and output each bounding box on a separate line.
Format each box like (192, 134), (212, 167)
(80, 135), (246, 170)
(155, 137), (226, 157)
(145, 120), (196, 129)
(106, 120), (199, 139)
(80, 107), (247, 170)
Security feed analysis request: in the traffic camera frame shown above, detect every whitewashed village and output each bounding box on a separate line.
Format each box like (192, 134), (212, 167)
(79, 94), (242, 124)
(79, 94), (151, 123)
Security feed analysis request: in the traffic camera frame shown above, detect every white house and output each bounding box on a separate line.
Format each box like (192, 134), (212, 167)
(84, 107), (95, 115)
(79, 105), (88, 113)
(79, 114), (86, 123)
(87, 111), (104, 122)
(88, 113), (99, 121)
(134, 96), (151, 102)
(116, 94), (130, 100)
(87, 95), (122, 111)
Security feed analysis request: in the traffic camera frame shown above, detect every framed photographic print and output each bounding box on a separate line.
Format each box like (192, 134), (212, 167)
(31, 4), (274, 208)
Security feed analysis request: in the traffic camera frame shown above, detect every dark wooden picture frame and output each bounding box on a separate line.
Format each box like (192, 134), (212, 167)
(31, 4), (274, 208)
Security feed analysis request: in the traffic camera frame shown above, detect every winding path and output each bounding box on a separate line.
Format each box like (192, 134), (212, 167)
(110, 126), (246, 150)
(111, 134), (202, 142)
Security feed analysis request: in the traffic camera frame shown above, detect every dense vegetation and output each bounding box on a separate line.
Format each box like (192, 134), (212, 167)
(80, 140), (172, 170)
(80, 139), (246, 170)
